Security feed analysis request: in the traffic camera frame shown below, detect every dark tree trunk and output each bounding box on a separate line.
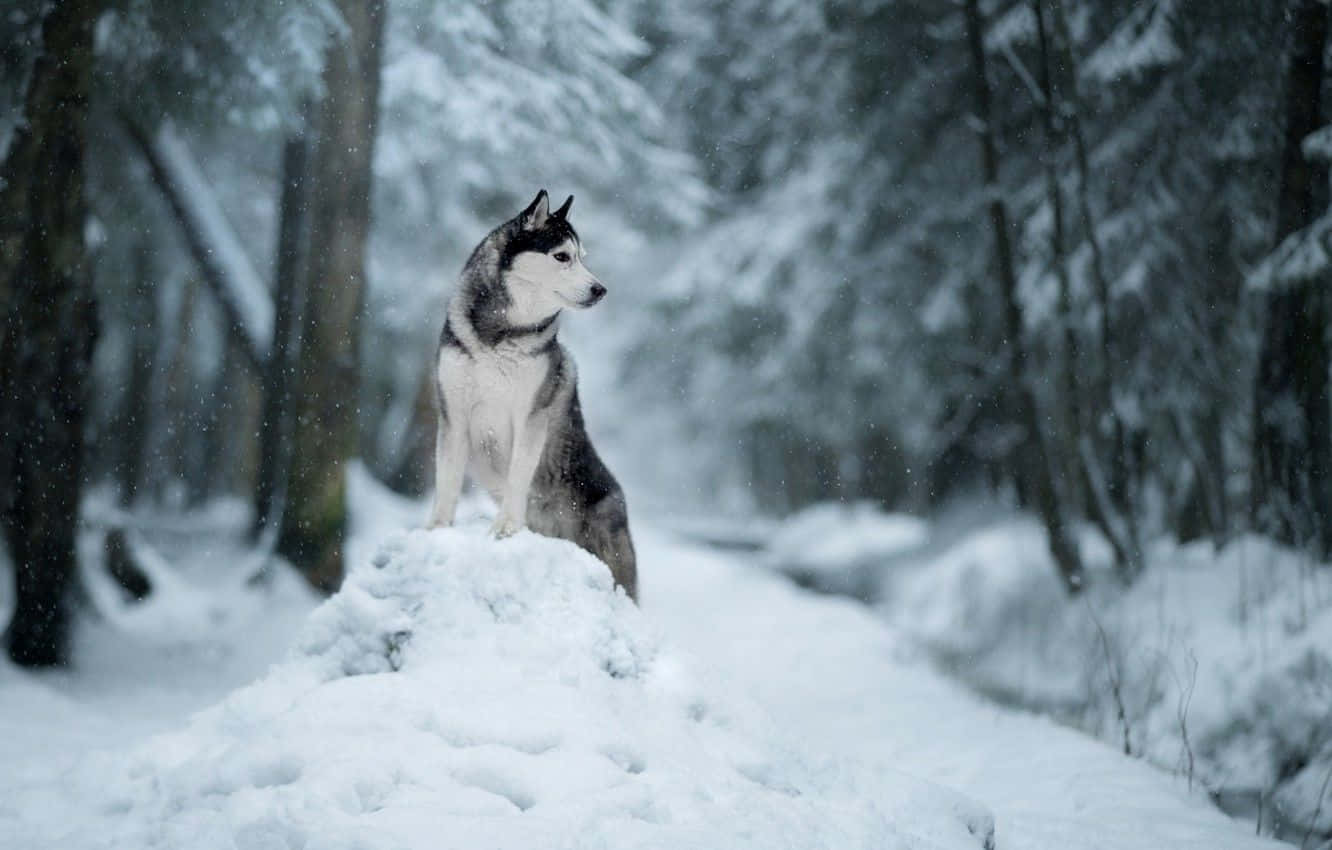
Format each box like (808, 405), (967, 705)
(1190, 186), (1244, 541)
(1252, 0), (1332, 554)
(211, 330), (262, 499)
(0, 0), (103, 667)
(384, 363), (438, 499)
(278, 0), (386, 593)
(117, 242), (158, 508)
(104, 246), (157, 601)
(965, 0), (1084, 593)
(1051, 0), (1143, 580)
(155, 276), (199, 504)
(253, 130), (312, 540)
(104, 528), (151, 602)
(1031, 0), (1083, 516)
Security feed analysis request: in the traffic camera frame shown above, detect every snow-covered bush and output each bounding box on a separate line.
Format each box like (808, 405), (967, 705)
(897, 521), (1332, 839)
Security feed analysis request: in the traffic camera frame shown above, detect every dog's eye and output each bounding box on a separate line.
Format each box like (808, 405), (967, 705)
(553, 251), (571, 263)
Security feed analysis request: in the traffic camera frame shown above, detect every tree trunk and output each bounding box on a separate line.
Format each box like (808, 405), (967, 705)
(253, 129), (312, 540)
(1187, 184), (1244, 542)
(0, 0), (103, 667)
(277, 0), (386, 592)
(155, 275), (199, 505)
(1031, 0), (1083, 516)
(383, 362), (438, 498)
(1252, 0), (1332, 554)
(964, 0), (1084, 593)
(1051, 0), (1143, 579)
(104, 528), (151, 602)
(116, 240), (158, 507)
(106, 247), (155, 599)
(211, 329), (262, 499)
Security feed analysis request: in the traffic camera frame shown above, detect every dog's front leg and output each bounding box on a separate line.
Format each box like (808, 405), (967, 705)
(427, 415), (467, 529)
(491, 413), (548, 538)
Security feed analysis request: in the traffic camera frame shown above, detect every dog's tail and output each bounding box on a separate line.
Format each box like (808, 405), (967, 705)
(604, 528), (638, 603)
(580, 497), (638, 603)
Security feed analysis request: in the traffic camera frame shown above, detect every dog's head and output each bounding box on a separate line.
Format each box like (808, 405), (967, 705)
(500, 190), (605, 321)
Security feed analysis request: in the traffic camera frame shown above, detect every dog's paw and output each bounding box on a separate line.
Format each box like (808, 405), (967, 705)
(490, 514), (524, 539)
(424, 513), (453, 530)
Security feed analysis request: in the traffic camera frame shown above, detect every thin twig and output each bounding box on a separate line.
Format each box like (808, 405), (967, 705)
(1170, 650), (1198, 792)
(1085, 597), (1132, 755)
(1302, 758), (1332, 850)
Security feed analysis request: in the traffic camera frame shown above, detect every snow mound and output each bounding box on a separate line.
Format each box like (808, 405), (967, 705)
(900, 519), (1072, 668)
(23, 529), (991, 850)
(765, 501), (929, 598)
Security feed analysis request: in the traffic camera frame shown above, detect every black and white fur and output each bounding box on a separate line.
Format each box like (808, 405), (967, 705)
(427, 190), (637, 601)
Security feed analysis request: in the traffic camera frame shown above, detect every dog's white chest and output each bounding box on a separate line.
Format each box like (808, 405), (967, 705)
(438, 347), (545, 465)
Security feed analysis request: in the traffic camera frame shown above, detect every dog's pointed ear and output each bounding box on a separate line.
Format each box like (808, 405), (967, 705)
(553, 194), (574, 220)
(520, 190), (550, 230)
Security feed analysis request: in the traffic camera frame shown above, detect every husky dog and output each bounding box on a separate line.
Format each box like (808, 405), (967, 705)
(426, 190), (637, 601)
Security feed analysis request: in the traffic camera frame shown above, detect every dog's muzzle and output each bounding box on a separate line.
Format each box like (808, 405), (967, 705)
(581, 282), (607, 307)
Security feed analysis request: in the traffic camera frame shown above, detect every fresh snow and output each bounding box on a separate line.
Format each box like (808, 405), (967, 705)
(894, 517), (1332, 843)
(1303, 125), (1332, 162)
(1247, 211), (1332, 291)
(0, 525), (989, 850)
(0, 479), (1290, 850)
(1082, 0), (1182, 82)
(643, 525), (1283, 850)
(763, 501), (928, 596)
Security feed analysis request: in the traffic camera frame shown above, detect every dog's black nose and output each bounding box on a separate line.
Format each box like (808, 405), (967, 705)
(589, 283), (607, 302)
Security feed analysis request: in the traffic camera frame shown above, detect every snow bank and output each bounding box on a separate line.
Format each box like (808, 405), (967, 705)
(765, 501), (929, 598)
(895, 518), (1091, 707)
(897, 520), (1332, 841)
(9, 529), (991, 850)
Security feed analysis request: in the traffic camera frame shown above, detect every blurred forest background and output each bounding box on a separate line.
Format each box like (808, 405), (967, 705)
(2, 0), (1331, 669)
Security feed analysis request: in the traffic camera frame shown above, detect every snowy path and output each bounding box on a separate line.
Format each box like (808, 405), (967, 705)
(638, 526), (1280, 850)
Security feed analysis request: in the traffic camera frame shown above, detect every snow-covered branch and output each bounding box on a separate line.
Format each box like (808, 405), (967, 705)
(122, 117), (273, 371)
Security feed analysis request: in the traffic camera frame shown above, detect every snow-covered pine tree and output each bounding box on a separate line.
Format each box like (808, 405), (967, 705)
(616, 0), (1297, 571)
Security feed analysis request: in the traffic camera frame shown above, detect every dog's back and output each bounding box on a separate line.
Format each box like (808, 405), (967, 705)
(527, 383), (637, 600)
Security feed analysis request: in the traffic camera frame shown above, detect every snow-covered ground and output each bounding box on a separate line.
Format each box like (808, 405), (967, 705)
(761, 501), (929, 598)
(0, 477), (1288, 849)
(644, 524), (1282, 850)
(893, 517), (1332, 845)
